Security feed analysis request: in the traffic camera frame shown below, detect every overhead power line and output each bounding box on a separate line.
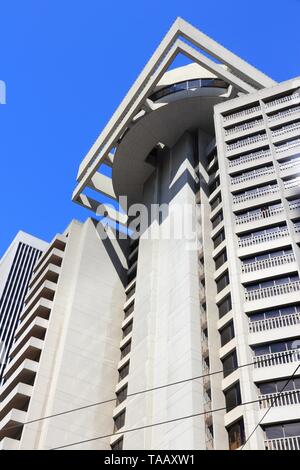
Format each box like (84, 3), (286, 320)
(240, 363), (300, 450)
(2, 360), (257, 435)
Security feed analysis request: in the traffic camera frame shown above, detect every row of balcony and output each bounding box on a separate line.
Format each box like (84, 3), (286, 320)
(276, 138), (300, 153)
(223, 105), (261, 123)
(235, 205), (283, 225)
(230, 166), (275, 185)
(249, 312), (300, 334)
(227, 133), (267, 152)
(272, 121), (300, 138)
(265, 436), (300, 451)
(225, 119), (263, 137)
(228, 149), (271, 168)
(253, 348), (300, 368)
(268, 105), (300, 123)
(279, 155), (300, 171)
(245, 280), (300, 302)
(233, 184), (278, 204)
(265, 92), (300, 110)
(241, 253), (295, 274)
(238, 227), (289, 248)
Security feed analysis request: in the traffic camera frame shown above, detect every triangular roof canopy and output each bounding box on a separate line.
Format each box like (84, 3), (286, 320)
(73, 17), (276, 217)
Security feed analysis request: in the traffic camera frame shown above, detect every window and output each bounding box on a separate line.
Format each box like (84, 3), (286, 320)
(216, 271), (230, 293)
(220, 321), (235, 347)
(111, 437), (123, 450)
(209, 176), (220, 194)
(264, 422), (300, 440)
(225, 382), (241, 412)
(253, 339), (300, 357)
(246, 275), (300, 292)
(258, 377), (300, 395)
(213, 229), (225, 249)
(119, 362), (130, 381)
(124, 302), (134, 319)
(120, 341), (131, 359)
(114, 410), (126, 431)
(211, 194), (222, 211)
(218, 295), (232, 319)
(215, 250), (227, 270)
(222, 350), (238, 378)
(243, 248), (293, 265)
(212, 211), (223, 229)
(126, 285), (136, 301)
(227, 419), (245, 450)
(116, 385), (128, 406)
(122, 321), (133, 339)
(249, 305), (300, 322)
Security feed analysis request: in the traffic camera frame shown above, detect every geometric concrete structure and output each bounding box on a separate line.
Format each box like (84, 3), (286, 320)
(1, 17), (300, 450)
(0, 232), (47, 385)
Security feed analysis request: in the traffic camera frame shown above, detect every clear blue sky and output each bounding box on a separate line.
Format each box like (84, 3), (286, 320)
(0, 0), (299, 256)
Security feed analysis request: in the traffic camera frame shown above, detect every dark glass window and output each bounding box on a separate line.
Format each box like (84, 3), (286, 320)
(122, 321), (133, 339)
(265, 422), (300, 439)
(253, 339), (300, 356)
(222, 350), (238, 378)
(218, 295), (232, 319)
(225, 382), (241, 412)
(209, 177), (220, 195)
(216, 271), (230, 293)
(114, 410), (126, 431)
(213, 229), (225, 249)
(212, 211), (223, 229)
(119, 362), (130, 381)
(126, 285), (136, 301)
(211, 194), (222, 211)
(215, 250), (227, 270)
(111, 437), (123, 450)
(258, 378), (300, 395)
(227, 419), (245, 450)
(124, 302), (134, 319)
(116, 385), (128, 406)
(120, 341), (131, 359)
(220, 321), (235, 347)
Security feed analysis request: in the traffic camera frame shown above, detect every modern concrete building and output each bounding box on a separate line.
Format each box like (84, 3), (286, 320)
(0, 232), (47, 385)
(0, 17), (300, 451)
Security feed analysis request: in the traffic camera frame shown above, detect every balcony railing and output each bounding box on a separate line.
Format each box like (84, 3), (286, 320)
(242, 253), (295, 274)
(276, 138), (300, 153)
(289, 199), (300, 210)
(228, 149), (271, 168)
(225, 119), (263, 136)
(249, 311), (300, 333)
(245, 280), (300, 301)
(259, 389), (300, 409)
(268, 106), (300, 123)
(238, 228), (289, 248)
(265, 93), (300, 109)
(253, 348), (300, 368)
(294, 223), (300, 233)
(231, 166), (275, 185)
(236, 205), (284, 225)
(223, 105), (261, 122)
(279, 155), (300, 171)
(265, 436), (300, 451)
(233, 185), (279, 204)
(272, 121), (300, 138)
(227, 134), (267, 152)
(284, 177), (300, 190)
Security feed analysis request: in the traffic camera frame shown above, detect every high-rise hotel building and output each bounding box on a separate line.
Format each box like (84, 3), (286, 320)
(0, 18), (300, 450)
(0, 232), (47, 385)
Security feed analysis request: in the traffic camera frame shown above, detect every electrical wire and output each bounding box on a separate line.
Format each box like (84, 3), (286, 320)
(2, 360), (256, 434)
(240, 362), (300, 450)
